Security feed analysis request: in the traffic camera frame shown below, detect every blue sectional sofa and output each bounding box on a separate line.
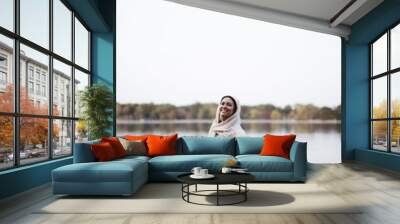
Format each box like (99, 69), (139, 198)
(52, 136), (307, 196)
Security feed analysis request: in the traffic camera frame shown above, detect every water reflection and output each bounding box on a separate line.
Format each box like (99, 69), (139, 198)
(117, 121), (341, 136)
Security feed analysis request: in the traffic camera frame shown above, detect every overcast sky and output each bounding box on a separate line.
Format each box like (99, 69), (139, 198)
(116, 0), (341, 107)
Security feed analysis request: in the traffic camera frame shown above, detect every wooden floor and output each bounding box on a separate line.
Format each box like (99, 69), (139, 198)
(1, 162), (400, 224)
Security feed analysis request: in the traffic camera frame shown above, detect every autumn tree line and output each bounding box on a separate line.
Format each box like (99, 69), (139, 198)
(117, 103), (341, 120)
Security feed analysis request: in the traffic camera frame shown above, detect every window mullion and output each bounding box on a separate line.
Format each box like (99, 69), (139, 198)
(48, 0), (54, 160)
(388, 31), (391, 152)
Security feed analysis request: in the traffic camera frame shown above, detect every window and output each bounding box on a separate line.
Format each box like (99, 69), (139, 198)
(53, 0), (72, 60)
(0, 0), (13, 32)
(28, 82), (34, 94)
(0, 34), (13, 113)
(0, 116), (13, 170)
(75, 18), (89, 69)
(0, 55), (7, 67)
(74, 69), (89, 118)
(0, 0), (91, 170)
(35, 70), (40, 81)
(0, 71), (6, 85)
(20, 0), (49, 48)
(36, 83), (40, 95)
(371, 23), (400, 153)
(53, 59), (72, 117)
(41, 73), (46, 83)
(42, 85), (46, 97)
(29, 67), (34, 80)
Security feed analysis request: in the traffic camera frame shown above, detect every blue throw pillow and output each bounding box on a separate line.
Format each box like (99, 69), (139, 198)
(236, 137), (263, 155)
(179, 136), (235, 155)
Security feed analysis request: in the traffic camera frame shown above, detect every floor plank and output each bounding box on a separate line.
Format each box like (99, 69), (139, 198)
(1, 162), (400, 224)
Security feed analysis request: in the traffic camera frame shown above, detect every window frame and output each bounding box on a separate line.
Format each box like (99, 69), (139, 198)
(370, 21), (400, 154)
(0, 0), (91, 171)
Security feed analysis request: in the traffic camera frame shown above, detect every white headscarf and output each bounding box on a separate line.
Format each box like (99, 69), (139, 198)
(208, 96), (246, 137)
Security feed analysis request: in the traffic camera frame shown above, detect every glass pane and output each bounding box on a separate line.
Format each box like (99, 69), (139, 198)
(391, 120), (400, 153)
(0, 0), (13, 31)
(20, 0), (49, 49)
(74, 69), (89, 118)
(0, 116), (13, 170)
(392, 72), (400, 118)
(20, 117), (49, 165)
(392, 24), (400, 70)
(53, 119), (72, 157)
(74, 17), (89, 69)
(53, 59), (72, 117)
(372, 33), (387, 76)
(0, 34), (14, 112)
(372, 77), (387, 119)
(75, 120), (88, 143)
(20, 44), (49, 115)
(53, 0), (72, 60)
(372, 121), (388, 151)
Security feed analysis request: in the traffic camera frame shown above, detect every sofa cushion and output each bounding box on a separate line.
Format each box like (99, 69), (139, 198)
(91, 142), (118, 161)
(236, 137), (263, 155)
(178, 136), (235, 155)
(73, 139), (100, 163)
(236, 155), (293, 172)
(119, 138), (147, 156)
(147, 134), (178, 157)
(53, 159), (147, 183)
(101, 137), (127, 158)
(260, 134), (296, 159)
(149, 154), (235, 172)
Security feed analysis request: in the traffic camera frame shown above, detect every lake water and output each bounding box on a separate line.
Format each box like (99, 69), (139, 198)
(117, 120), (341, 164)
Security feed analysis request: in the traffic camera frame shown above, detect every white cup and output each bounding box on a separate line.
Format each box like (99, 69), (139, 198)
(191, 167), (202, 176)
(200, 169), (208, 176)
(221, 167), (232, 174)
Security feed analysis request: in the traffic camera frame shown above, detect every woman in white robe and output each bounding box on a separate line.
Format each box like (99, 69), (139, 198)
(208, 96), (246, 137)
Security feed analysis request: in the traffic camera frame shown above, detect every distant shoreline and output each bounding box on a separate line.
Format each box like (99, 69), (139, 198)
(117, 119), (341, 125)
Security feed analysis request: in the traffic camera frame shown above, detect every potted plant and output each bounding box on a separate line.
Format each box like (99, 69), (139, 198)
(79, 84), (113, 140)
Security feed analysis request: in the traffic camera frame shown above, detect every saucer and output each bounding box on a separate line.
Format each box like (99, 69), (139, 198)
(190, 174), (215, 179)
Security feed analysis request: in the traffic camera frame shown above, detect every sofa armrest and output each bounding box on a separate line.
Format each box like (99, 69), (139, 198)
(73, 140), (100, 163)
(289, 141), (307, 181)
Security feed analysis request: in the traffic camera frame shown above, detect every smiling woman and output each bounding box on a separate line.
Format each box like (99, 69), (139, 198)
(208, 95), (246, 137)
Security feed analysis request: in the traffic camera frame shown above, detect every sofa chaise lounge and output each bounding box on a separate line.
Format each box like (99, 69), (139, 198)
(52, 136), (307, 195)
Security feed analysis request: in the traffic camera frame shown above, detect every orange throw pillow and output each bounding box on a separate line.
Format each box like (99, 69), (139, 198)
(124, 135), (148, 141)
(101, 137), (127, 158)
(259, 134), (296, 159)
(146, 134), (178, 157)
(91, 142), (117, 161)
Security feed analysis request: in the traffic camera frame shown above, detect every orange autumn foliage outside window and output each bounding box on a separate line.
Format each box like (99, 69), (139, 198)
(0, 85), (60, 149)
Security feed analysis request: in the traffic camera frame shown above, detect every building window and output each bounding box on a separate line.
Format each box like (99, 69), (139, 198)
(29, 67), (34, 80)
(42, 85), (46, 97)
(35, 70), (40, 81)
(0, 55), (7, 67)
(0, 71), (6, 85)
(41, 73), (46, 83)
(371, 23), (400, 154)
(0, 0), (91, 170)
(28, 81), (34, 93)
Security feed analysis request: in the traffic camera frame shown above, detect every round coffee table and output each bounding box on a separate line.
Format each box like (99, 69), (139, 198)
(177, 173), (255, 206)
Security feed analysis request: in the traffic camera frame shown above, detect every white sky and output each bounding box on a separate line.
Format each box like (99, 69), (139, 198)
(117, 0), (341, 107)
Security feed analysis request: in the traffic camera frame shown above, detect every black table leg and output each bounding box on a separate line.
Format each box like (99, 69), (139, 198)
(217, 184), (219, 206)
(195, 184), (197, 192)
(245, 183), (247, 201)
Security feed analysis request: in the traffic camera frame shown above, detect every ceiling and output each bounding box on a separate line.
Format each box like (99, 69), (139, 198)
(166, 0), (384, 38)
